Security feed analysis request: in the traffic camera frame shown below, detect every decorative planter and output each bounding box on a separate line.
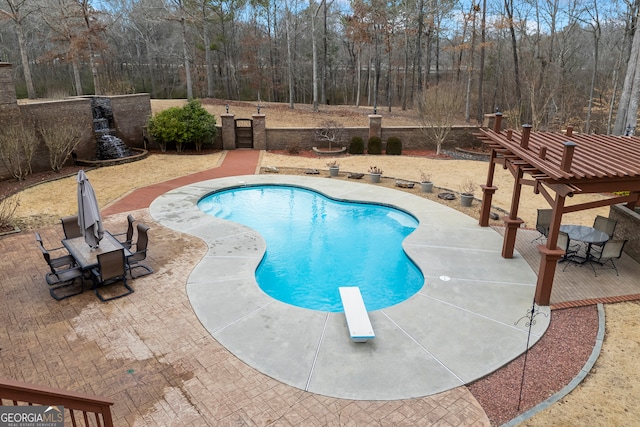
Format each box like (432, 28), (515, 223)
(460, 193), (474, 207)
(421, 182), (433, 193)
(370, 173), (381, 183)
(0, 226), (21, 238)
(329, 166), (339, 177)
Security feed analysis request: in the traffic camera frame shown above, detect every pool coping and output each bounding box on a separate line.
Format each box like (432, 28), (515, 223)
(150, 174), (551, 401)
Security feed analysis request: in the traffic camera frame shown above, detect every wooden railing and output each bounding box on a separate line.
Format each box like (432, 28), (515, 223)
(0, 377), (114, 427)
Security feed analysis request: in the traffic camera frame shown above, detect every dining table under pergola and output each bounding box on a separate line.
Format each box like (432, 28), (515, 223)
(477, 114), (640, 306)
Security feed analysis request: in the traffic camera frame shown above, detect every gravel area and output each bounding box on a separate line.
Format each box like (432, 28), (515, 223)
(468, 305), (599, 426)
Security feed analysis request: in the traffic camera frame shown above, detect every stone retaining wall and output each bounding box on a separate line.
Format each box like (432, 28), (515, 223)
(609, 204), (640, 263)
(264, 126), (478, 151)
(107, 94), (152, 148)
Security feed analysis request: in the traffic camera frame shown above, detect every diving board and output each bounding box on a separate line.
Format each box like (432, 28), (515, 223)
(339, 286), (375, 342)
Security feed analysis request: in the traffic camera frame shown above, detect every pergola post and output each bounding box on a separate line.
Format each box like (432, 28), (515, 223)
(534, 195), (567, 305)
(479, 149), (498, 227)
(501, 166), (524, 258)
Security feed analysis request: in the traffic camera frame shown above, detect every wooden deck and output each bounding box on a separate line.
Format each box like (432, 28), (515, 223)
(494, 226), (640, 309)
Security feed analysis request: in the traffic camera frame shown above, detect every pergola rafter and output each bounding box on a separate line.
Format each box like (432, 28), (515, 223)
(477, 114), (640, 306)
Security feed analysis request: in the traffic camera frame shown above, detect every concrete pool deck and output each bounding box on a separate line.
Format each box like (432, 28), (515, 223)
(150, 174), (550, 400)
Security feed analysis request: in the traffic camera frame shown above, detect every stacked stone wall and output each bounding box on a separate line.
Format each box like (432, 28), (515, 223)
(609, 204), (640, 263)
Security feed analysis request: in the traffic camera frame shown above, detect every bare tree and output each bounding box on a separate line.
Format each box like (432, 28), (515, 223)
(0, 115), (38, 180)
(1, 0), (37, 98)
(311, 0), (322, 112)
(504, 0), (522, 120)
(38, 119), (86, 172)
(314, 119), (345, 151)
(614, 0), (640, 135)
(284, 0), (295, 108)
(40, 0), (86, 95)
(416, 82), (463, 155)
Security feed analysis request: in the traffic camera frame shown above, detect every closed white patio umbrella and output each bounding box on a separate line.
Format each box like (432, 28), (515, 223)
(77, 170), (104, 248)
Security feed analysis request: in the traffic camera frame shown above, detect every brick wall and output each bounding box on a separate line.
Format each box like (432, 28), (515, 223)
(0, 63), (17, 109)
(0, 98), (94, 180)
(22, 98), (95, 166)
(264, 126), (480, 151)
(108, 94), (152, 148)
(0, 93), (152, 179)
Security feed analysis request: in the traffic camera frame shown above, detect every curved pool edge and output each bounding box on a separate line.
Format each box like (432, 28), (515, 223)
(197, 184), (423, 312)
(149, 174), (551, 401)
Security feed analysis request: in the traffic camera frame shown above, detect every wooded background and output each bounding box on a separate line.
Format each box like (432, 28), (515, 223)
(2, 0), (640, 135)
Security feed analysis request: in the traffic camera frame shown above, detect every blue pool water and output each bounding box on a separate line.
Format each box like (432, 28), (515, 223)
(197, 185), (423, 312)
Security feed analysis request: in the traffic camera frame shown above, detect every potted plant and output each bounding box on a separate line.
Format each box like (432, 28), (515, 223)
(327, 160), (340, 177)
(420, 171), (433, 193)
(369, 166), (383, 183)
(460, 180), (475, 207)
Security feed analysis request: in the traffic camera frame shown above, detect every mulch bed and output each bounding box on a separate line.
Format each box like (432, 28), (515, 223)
(468, 303), (599, 425)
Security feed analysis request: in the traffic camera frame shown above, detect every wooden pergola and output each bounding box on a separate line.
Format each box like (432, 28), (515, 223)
(477, 114), (640, 306)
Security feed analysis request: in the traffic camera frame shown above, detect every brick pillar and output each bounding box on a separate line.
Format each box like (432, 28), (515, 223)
(221, 113), (235, 150)
(0, 63), (18, 111)
(368, 114), (382, 140)
(252, 114), (266, 150)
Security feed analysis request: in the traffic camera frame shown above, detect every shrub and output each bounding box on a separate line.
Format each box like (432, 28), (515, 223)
(182, 100), (218, 152)
(147, 99), (217, 153)
(0, 195), (20, 231)
(286, 142), (300, 154)
(348, 136), (364, 154)
(0, 115), (39, 180)
(147, 107), (181, 152)
(368, 136), (382, 154)
(386, 137), (402, 155)
(38, 119), (85, 172)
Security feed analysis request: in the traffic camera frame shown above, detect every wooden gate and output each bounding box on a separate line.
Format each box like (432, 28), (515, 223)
(235, 118), (253, 148)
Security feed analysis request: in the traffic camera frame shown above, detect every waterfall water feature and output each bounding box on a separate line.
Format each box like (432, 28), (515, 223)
(91, 98), (132, 160)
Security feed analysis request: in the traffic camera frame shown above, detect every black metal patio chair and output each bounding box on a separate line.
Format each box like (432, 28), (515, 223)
(90, 248), (134, 302)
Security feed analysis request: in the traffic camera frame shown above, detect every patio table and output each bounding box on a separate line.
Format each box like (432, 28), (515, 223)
(560, 224), (609, 263)
(63, 231), (131, 270)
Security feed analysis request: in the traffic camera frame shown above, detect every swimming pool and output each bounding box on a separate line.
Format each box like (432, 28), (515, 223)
(198, 185), (424, 312)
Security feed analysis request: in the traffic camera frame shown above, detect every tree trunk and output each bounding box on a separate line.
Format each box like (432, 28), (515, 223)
(15, 19), (36, 99)
(179, 1), (193, 100)
(476, 0), (486, 123)
(321, 0), (327, 105)
(465, 5), (476, 123)
(505, 0), (522, 115)
(311, 1), (321, 112)
(356, 50), (361, 107)
(285, 0), (294, 109)
(204, 23), (215, 98)
(614, 3), (640, 135)
(72, 56), (83, 96)
(415, 0), (424, 92)
(87, 39), (101, 95)
(401, 25), (408, 111)
(585, 4), (601, 134)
